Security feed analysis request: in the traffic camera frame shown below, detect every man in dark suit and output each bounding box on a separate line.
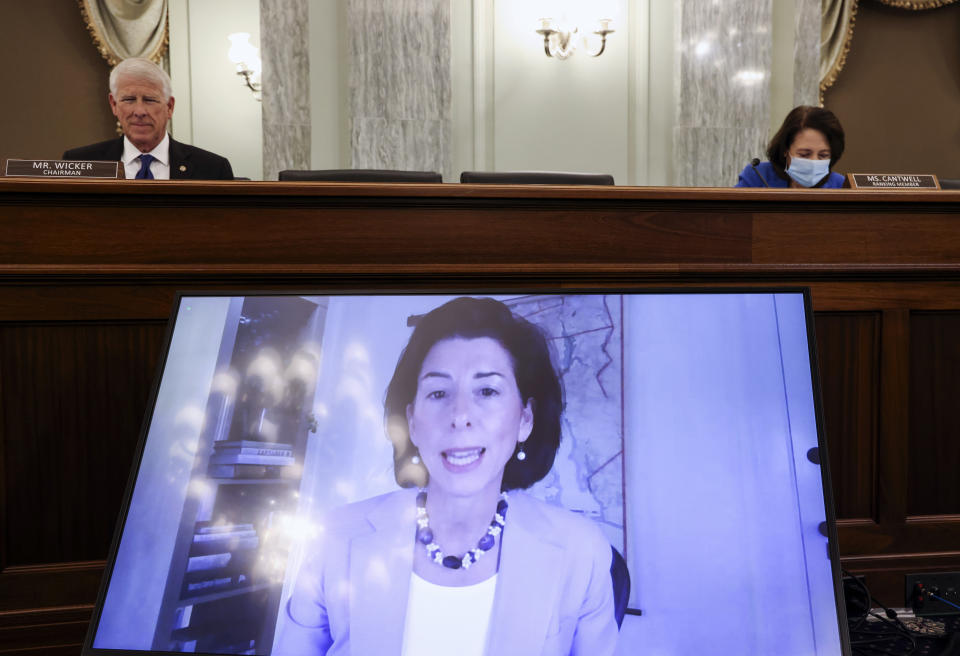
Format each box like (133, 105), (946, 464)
(63, 58), (233, 180)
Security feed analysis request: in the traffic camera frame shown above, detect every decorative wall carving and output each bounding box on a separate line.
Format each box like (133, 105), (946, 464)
(78, 0), (168, 65)
(820, 0), (958, 99)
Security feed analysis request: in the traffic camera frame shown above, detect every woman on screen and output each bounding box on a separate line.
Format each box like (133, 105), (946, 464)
(277, 297), (618, 655)
(736, 105), (846, 188)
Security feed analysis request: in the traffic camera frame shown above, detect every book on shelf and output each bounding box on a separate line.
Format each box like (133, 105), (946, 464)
(207, 452), (295, 466)
(181, 573), (249, 597)
(183, 567), (245, 585)
(186, 552), (234, 573)
(194, 522), (255, 535)
(190, 526), (259, 556)
(212, 439), (293, 451)
(206, 463), (286, 479)
(192, 528), (256, 542)
(212, 442), (293, 458)
(182, 557), (255, 584)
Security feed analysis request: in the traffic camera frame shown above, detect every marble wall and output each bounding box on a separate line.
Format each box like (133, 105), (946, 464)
(259, 0), (819, 185)
(261, 0), (311, 180)
(674, 0), (772, 187)
(793, 0), (820, 106)
(346, 0), (451, 178)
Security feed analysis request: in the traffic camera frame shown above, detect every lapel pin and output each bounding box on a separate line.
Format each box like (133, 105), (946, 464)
(179, 165), (187, 172)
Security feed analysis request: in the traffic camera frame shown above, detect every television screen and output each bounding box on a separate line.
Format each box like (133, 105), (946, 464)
(85, 291), (849, 655)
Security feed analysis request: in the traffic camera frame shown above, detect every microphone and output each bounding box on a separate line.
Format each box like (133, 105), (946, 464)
(750, 158), (770, 187)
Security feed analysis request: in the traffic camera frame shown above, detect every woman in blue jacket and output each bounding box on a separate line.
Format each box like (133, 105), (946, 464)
(737, 105), (846, 188)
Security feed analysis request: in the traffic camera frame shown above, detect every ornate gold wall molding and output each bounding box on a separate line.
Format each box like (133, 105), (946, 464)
(79, 0), (169, 66)
(874, 0), (958, 8)
(820, 0), (958, 101)
(820, 0), (859, 101)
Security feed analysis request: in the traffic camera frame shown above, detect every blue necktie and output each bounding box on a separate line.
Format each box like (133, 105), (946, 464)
(135, 154), (155, 179)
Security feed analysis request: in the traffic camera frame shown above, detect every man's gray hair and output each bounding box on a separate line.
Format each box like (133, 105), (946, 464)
(109, 58), (172, 100)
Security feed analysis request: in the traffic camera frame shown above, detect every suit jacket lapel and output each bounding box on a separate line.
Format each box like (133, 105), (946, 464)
(350, 489), (416, 654)
(107, 137), (124, 161)
(486, 493), (564, 655)
(169, 137), (192, 179)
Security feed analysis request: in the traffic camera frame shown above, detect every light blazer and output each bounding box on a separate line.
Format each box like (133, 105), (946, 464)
(276, 488), (618, 656)
(62, 136), (234, 180)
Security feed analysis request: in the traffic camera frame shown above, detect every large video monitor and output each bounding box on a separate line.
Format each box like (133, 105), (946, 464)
(84, 290), (850, 655)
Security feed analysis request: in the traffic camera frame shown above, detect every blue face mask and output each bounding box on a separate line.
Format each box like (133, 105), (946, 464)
(786, 157), (830, 187)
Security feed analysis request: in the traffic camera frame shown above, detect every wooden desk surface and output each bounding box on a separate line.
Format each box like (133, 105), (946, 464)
(1, 179), (959, 277)
(1, 180), (958, 653)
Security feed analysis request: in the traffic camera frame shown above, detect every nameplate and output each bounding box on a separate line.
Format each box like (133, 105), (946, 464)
(4, 159), (123, 179)
(847, 173), (940, 190)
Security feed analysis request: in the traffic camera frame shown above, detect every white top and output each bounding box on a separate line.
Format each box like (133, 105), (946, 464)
(400, 572), (498, 656)
(121, 133), (170, 180)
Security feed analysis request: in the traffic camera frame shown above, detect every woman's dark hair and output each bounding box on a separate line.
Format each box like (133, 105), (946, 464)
(384, 297), (563, 491)
(766, 105), (845, 173)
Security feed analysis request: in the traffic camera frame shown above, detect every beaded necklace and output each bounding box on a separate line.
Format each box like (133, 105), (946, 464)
(415, 489), (508, 570)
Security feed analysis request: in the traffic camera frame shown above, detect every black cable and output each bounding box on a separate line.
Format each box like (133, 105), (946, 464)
(867, 610), (919, 651)
(844, 572), (872, 632)
(842, 569), (920, 655)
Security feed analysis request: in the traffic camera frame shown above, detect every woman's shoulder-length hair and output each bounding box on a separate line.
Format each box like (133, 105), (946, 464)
(766, 105), (846, 172)
(383, 296), (563, 491)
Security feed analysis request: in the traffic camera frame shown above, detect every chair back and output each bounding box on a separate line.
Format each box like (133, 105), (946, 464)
(279, 169), (442, 183)
(610, 546), (631, 628)
(460, 170), (614, 185)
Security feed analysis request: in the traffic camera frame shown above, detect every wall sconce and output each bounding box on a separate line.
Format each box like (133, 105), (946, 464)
(536, 18), (614, 60)
(227, 32), (262, 101)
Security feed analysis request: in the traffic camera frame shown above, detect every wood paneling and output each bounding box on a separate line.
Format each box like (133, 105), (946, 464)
(0, 322), (165, 566)
(0, 0), (115, 164)
(815, 313), (879, 520)
(0, 202), (754, 269)
(836, 548), (960, 608)
(0, 604), (92, 656)
(0, 562), (104, 612)
(909, 312), (960, 516)
(1, 180), (959, 647)
(877, 309), (911, 528)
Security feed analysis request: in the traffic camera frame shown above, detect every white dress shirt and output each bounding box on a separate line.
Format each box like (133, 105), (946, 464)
(121, 133), (171, 180)
(400, 572), (497, 656)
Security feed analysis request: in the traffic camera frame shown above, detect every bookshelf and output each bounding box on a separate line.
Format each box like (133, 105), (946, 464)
(151, 296), (327, 654)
